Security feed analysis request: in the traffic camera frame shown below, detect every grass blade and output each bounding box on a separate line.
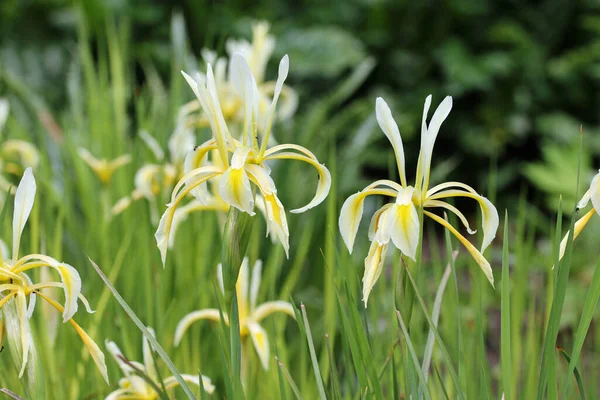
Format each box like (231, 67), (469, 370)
(501, 212), (512, 400)
(557, 347), (586, 400)
(88, 257), (197, 399)
(300, 304), (327, 400)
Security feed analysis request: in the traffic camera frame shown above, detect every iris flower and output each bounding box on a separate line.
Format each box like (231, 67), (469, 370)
(174, 258), (294, 370)
(339, 96), (499, 306)
(0, 139), (40, 202)
(78, 148), (132, 185)
(105, 328), (214, 399)
(558, 169), (600, 260)
(0, 168), (108, 381)
(155, 53), (330, 264)
(183, 21), (297, 131)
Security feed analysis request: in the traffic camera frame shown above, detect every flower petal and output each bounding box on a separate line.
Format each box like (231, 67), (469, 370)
(375, 97), (407, 186)
(252, 300), (295, 322)
(383, 187), (420, 260)
(236, 258), (251, 321)
(16, 291), (32, 378)
(589, 170), (600, 215)
(13, 168), (36, 258)
(174, 309), (224, 346)
(247, 321), (270, 370)
(163, 374), (215, 394)
(362, 241), (388, 307)
(52, 263), (82, 322)
(70, 320), (109, 384)
(424, 199), (476, 235)
(262, 193), (289, 256)
(139, 130), (165, 161)
(250, 259), (263, 311)
(558, 208), (596, 262)
(231, 53), (259, 145)
(425, 210), (494, 287)
(218, 148), (255, 215)
(368, 203), (392, 241)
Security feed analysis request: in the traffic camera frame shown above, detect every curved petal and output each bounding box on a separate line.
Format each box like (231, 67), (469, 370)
(139, 130), (165, 161)
(424, 211), (494, 287)
(375, 97), (407, 186)
(155, 169), (222, 266)
(174, 309), (224, 346)
(16, 291), (32, 378)
(168, 199), (229, 249)
(250, 259), (263, 311)
(251, 300), (295, 322)
(339, 187), (398, 253)
(163, 374), (215, 394)
(54, 263), (82, 322)
(382, 187), (420, 260)
(13, 167), (36, 259)
(247, 321), (270, 370)
(362, 241), (388, 307)
(219, 147), (255, 215)
(427, 188), (499, 252)
(259, 55), (289, 156)
(262, 193), (289, 257)
(262, 151), (331, 214)
(424, 199), (476, 235)
(70, 320), (109, 384)
(368, 203), (393, 241)
(106, 340), (134, 377)
(558, 208), (595, 262)
(105, 388), (135, 400)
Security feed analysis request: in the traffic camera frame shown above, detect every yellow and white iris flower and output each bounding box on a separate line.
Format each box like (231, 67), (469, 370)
(0, 168), (108, 382)
(558, 169), (600, 260)
(155, 53), (330, 264)
(78, 148), (132, 186)
(339, 96), (499, 306)
(105, 328), (215, 399)
(0, 139), (40, 199)
(183, 21), (298, 131)
(174, 258), (294, 370)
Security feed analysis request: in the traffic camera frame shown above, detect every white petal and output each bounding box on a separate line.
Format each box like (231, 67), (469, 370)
(339, 192), (365, 253)
(13, 168), (36, 258)
(384, 188), (420, 260)
(139, 129), (165, 161)
(174, 309), (224, 346)
(250, 259), (263, 311)
(375, 97), (407, 186)
(589, 171), (600, 216)
(478, 195), (499, 252)
(362, 241), (388, 307)
(247, 321), (271, 370)
(219, 164), (255, 216)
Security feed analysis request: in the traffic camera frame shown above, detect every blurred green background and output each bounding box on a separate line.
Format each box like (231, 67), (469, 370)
(3, 0), (600, 212)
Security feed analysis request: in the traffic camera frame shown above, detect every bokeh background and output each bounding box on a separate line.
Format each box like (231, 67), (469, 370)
(2, 1), (600, 397)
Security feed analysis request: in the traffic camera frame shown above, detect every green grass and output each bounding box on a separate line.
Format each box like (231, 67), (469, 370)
(1, 12), (600, 400)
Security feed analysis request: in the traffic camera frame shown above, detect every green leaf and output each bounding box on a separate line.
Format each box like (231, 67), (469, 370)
(501, 212), (512, 400)
(557, 347), (586, 400)
(300, 304), (327, 400)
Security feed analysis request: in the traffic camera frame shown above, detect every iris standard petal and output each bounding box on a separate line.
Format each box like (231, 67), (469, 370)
(362, 241), (388, 307)
(247, 321), (270, 370)
(174, 309), (224, 346)
(424, 211), (494, 287)
(558, 208), (596, 261)
(251, 300), (295, 322)
(13, 167), (36, 258)
(375, 97), (407, 187)
(383, 187), (420, 261)
(231, 53), (259, 145)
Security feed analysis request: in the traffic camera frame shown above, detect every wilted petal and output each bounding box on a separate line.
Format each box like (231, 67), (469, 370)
(70, 320), (109, 384)
(362, 241), (388, 307)
(247, 321), (270, 370)
(13, 168), (36, 258)
(425, 211), (494, 287)
(383, 187), (420, 260)
(174, 309), (224, 346)
(375, 97), (407, 186)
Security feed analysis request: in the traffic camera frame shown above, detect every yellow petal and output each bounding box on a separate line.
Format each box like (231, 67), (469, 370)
(247, 321), (270, 370)
(174, 309), (224, 346)
(218, 148), (255, 215)
(1, 140), (40, 170)
(54, 263), (82, 322)
(12, 167), (36, 258)
(252, 300), (295, 322)
(71, 321), (109, 384)
(236, 258), (250, 321)
(362, 241), (388, 307)
(424, 199), (476, 235)
(375, 97), (407, 187)
(163, 374), (215, 394)
(425, 211), (494, 287)
(368, 203), (392, 242)
(558, 208), (595, 262)
(262, 193), (289, 256)
(383, 187), (420, 260)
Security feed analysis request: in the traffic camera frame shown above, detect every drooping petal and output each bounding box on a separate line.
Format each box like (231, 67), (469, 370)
(362, 241), (388, 307)
(262, 150), (331, 214)
(173, 309), (224, 346)
(368, 204), (393, 241)
(163, 374), (215, 394)
(106, 340), (135, 377)
(424, 199), (476, 234)
(12, 167), (36, 258)
(70, 320), (109, 384)
(16, 291), (32, 378)
(424, 211), (494, 287)
(251, 301), (295, 322)
(375, 97), (407, 186)
(427, 187), (499, 252)
(250, 259), (263, 311)
(262, 193), (289, 256)
(54, 263), (82, 322)
(382, 187), (420, 260)
(219, 147), (255, 215)
(558, 208), (596, 261)
(247, 321), (270, 370)
(168, 199), (229, 249)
